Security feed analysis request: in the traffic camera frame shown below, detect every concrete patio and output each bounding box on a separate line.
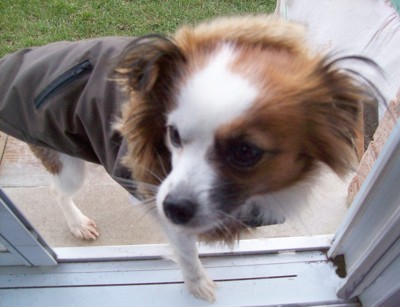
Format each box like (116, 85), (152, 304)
(0, 134), (350, 248)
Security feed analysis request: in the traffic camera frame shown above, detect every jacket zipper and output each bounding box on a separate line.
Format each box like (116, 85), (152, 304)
(34, 60), (93, 108)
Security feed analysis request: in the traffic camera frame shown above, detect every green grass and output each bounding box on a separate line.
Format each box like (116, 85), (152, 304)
(0, 0), (276, 57)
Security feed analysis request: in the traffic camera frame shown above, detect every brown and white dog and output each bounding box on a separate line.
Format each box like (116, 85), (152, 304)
(0, 15), (379, 301)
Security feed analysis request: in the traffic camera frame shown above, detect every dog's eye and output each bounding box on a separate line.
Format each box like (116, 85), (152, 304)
(168, 125), (182, 148)
(227, 142), (264, 168)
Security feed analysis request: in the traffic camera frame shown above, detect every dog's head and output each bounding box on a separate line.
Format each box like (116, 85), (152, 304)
(116, 16), (377, 240)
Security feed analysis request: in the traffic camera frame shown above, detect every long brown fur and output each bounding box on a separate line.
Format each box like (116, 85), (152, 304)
(115, 16), (378, 242)
(114, 36), (186, 195)
(30, 144), (63, 174)
(114, 16), (312, 196)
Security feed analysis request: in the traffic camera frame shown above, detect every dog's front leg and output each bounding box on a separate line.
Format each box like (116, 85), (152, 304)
(164, 226), (217, 302)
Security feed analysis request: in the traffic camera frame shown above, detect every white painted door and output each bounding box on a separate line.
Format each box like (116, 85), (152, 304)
(329, 120), (400, 306)
(0, 189), (56, 266)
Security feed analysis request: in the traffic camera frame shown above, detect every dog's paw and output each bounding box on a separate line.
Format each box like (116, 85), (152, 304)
(69, 216), (99, 240)
(186, 273), (217, 302)
(239, 203), (285, 228)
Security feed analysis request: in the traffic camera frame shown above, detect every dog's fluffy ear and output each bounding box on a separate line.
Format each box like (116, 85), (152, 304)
(303, 56), (380, 176)
(117, 35), (186, 93)
(115, 36), (186, 193)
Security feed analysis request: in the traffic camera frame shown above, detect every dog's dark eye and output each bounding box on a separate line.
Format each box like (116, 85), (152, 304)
(227, 142), (264, 168)
(168, 125), (182, 148)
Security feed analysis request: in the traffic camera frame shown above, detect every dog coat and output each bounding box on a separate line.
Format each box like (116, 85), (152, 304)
(0, 37), (140, 197)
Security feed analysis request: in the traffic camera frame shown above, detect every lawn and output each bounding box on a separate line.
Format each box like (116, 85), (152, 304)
(0, 0), (276, 57)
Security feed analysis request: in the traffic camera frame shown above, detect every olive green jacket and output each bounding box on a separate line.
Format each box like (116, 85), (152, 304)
(0, 37), (138, 196)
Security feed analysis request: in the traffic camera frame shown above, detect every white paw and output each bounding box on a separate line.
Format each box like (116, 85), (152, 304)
(69, 216), (99, 240)
(186, 273), (217, 302)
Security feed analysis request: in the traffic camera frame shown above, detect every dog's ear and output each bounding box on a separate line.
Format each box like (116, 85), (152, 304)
(303, 56), (380, 176)
(117, 35), (186, 93)
(115, 36), (186, 194)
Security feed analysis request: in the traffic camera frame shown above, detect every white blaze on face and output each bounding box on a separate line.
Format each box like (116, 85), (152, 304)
(157, 44), (259, 227)
(172, 45), (258, 140)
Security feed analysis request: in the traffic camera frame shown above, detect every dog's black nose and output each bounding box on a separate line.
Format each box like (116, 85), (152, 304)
(163, 195), (196, 225)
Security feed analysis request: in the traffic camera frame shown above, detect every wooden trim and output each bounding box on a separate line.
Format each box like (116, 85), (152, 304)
(348, 94), (400, 204)
(0, 132), (7, 166)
